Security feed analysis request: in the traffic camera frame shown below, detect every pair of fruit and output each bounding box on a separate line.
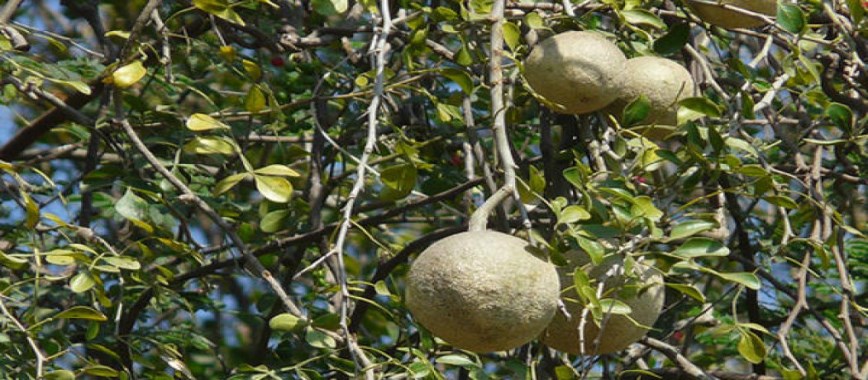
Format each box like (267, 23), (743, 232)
(523, 31), (694, 138)
(405, 231), (664, 354)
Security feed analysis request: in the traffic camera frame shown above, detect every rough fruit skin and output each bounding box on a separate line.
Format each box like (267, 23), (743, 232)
(540, 251), (664, 355)
(608, 56), (695, 139)
(405, 231), (560, 353)
(524, 31), (627, 115)
(686, 0), (777, 29)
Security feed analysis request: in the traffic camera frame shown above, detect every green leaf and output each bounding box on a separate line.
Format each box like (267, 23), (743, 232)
(254, 164), (301, 177)
(44, 370), (76, 380)
(380, 163), (417, 200)
(116, 188), (148, 223)
(503, 21), (521, 51)
(653, 23), (690, 56)
(0, 250), (28, 270)
(679, 97), (721, 118)
(621, 9), (666, 29)
(738, 164), (768, 177)
(311, 0), (348, 16)
(825, 102), (853, 133)
(193, 0), (245, 25)
(70, 272), (97, 293)
(631, 196), (663, 222)
(764, 195), (799, 209)
(305, 328), (336, 349)
(559, 205), (591, 224)
(254, 175), (293, 203)
(669, 220), (717, 240)
(214, 173), (250, 196)
(440, 68), (473, 95)
(55, 306), (108, 321)
(260, 209), (289, 233)
(436, 354), (478, 367)
(674, 237), (730, 258)
(454, 45), (473, 66)
(524, 11), (545, 29)
(21, 191), (39, 229)
(269, 313), (305, 332)
(598, 298), (632, 315)
(101, 256), (141, 270)
(665, 283), (706, 303)
(737, 329), (767, 364)
(716, 271), (761, 290)
(186, 113), (230, 131)
(245, 85), (267, 113)
(111, 61), (146, 88)
(82, 365), (119, 377)
(622, 95), (651, 127)
(777, 4), (805, 34)
(184, 136), (236, 155)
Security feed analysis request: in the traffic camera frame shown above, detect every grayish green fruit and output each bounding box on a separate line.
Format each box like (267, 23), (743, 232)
(524, 31), (627, 114)
(405, 231), (560, 353)
(608, 56), (695, 139)
(540, 250), (665, 355)
(685, 0), (777, 29)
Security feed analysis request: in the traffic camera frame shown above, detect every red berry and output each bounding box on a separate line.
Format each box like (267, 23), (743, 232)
(270, 56), (285, 67)
(450, 153), (462, 167)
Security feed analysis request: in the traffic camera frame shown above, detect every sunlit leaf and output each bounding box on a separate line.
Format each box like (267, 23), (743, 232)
(598, 298), (633, 315)
(436, 354), (479, 367)
(70, 272), (96, 293)
(665, 283), (706, 303)
(559, 205), (591, 224)
(0, 250), (28, 270)
(214, 173), (250, 196)
(186, 113), (230, 131)
(55, 306), (108, 321)
(183, 136), (236, 155)
(716, 271), (761, 290)
(738, 329), (767, 364)
(269, 313), (305, 332)
(254, 164), (301, 177)
(111, 61), (147, 88)
(255, 174), (293, 203)
(245, 86), (267, 113)
(102, 256), (141, 270)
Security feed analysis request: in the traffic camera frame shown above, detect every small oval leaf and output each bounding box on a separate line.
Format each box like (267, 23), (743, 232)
(111, 61), (147, 89)
(55, 306), (108, 321)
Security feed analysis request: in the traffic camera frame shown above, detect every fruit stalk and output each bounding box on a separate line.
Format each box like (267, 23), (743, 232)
(468, 0), (518, 232)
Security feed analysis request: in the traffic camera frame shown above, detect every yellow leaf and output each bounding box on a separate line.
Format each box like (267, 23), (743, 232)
(186, 113), (230, 131)
(111, 61), (147, 89)
(243, 60), (261, 81)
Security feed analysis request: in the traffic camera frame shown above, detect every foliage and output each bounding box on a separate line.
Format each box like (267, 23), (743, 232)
(0, 0), (865, 379)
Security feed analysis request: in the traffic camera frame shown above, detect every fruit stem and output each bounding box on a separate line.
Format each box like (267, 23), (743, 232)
(468, 185), (513, 231)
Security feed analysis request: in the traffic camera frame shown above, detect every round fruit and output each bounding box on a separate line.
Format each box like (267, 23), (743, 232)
(405, 231), (560, 353)
(608, 56), (695, 139)
(540, 250), (664, 355)
(524, 31), (627, 114)
(685, 0), (777, 29)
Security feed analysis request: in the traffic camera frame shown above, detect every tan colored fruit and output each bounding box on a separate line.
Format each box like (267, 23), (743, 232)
(685, 0), (777, 29)
(608, 56), (695, 139)
(540, 251), (664, 355)
(405, 231), (560, 352)
(524, 31), (627, 114)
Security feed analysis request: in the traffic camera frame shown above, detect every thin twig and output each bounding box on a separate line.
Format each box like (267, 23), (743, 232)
(0, 296), (46, 377)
